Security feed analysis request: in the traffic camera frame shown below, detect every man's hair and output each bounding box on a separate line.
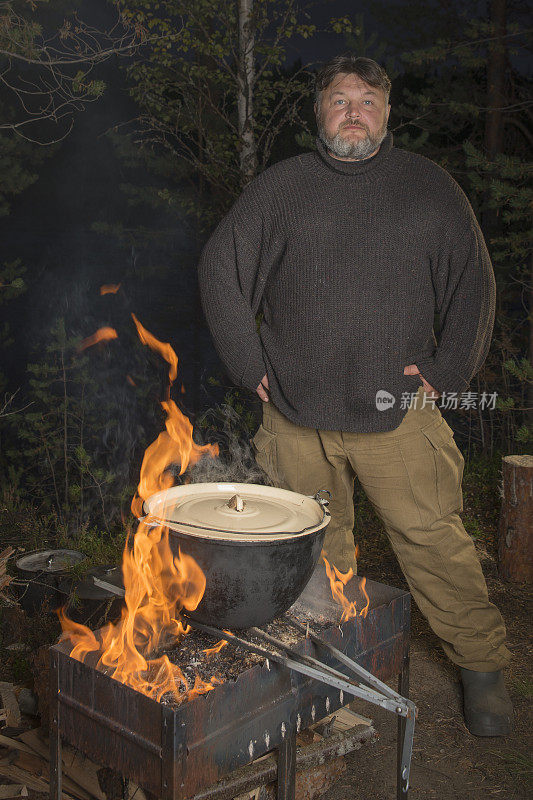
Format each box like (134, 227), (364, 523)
(314, 55), (391, 112)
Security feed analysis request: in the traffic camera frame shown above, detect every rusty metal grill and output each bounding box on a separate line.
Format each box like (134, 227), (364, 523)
(50, 573), (412, 800)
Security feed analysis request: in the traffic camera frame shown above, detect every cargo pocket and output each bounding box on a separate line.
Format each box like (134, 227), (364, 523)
(422, 420), (464, 517)
(251, 425), (278, 484)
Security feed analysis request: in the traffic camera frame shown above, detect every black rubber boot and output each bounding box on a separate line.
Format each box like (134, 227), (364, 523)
(460, 668), (513, 736)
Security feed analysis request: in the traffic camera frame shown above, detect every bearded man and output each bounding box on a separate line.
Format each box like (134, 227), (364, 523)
(198, 54), (513, 737)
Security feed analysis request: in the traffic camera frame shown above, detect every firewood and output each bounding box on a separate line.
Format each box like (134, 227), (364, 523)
(0, 548), (14, 562)
(16, 729), (104, 800)
(0, 549), (14, 572)
(191, 723), (375, 800)
(0, 548), (14, 600)
(0, 762), (76, 798)
(0, 686), (20, 729)
(0, 735), (34, 756)
(0, 766), (77, 799)
(0, 785), (28, 799)
(16, 728), (147, 800)
(498, 454), (533, 582)
(0, 743), (93, 800)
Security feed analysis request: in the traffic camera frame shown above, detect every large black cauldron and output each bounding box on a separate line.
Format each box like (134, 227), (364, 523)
(143, 483), (330, 629)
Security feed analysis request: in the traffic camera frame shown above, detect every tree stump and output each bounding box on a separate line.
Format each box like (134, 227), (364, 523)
(498, 455), (533, 582)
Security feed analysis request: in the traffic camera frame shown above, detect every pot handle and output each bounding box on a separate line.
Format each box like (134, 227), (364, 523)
(311, 489), (331, 510)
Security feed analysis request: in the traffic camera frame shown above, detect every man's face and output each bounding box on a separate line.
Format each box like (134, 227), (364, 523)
(314, 73), (391, 161)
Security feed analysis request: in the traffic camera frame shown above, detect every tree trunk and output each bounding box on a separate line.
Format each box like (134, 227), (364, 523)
(482, 0), (507, 237)
(238, 0), (257, 185)
(528, 253), (533, 428)
(498, 455), (533, 582)
(485, 0), (507, 158)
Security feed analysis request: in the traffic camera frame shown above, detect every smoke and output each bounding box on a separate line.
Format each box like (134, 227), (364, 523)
(185, 403), (273, 486)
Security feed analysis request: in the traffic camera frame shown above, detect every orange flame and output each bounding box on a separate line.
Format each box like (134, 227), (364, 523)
(58, 524), (221, 703)
(132, 313), (178, 384)
(359, 576), (370, 619)
(79, 327), (118, 351)
(203, 638), (229, 658)
(132, 398), (219, 518)
(100, 283), (121, 295)
(60, 314), (221, 706)
(322, 556), (370, 622)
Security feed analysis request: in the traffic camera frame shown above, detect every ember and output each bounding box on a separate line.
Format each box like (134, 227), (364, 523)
(162, 617), (306, 707)
(99, 283), (121, 295)
(78, 326), (118, 351)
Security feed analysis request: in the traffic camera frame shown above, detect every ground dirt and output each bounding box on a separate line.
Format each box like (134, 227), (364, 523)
(322, 478), (532, 800)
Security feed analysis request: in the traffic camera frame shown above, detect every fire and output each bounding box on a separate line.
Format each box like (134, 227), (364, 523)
(60, 316), (220, 705)
(58, 526), (215, 702)
(130, 315), (218, 516)
(132, 397), (218, 518)
(132, 313), (178, 384)
(323, 556), (370, 622)
(203, 638), (229, 658)
(79, 327), (118, 351)
(100, 283), (121, 295)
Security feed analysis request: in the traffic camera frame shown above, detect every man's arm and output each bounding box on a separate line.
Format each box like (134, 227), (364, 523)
(410, 197), (496, 397)
(198, 185), (269, 393)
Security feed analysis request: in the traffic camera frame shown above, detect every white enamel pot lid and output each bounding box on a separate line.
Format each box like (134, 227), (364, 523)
(142, 483), (330, 543)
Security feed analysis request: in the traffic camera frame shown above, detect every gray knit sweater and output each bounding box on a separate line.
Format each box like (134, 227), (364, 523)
(198, 132), (496, 433)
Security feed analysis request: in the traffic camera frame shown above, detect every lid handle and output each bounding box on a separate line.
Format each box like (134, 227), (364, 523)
(227, 494), (246, 512)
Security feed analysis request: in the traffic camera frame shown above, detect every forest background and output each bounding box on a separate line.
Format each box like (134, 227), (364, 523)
(0, 0), (531, 569)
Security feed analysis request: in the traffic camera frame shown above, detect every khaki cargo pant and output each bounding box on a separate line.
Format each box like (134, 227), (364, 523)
(252, 387), (511, 672)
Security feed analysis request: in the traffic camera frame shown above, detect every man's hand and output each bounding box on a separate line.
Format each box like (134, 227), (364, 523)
(404, 364), (441, 399)
(256, 374), (270, 402)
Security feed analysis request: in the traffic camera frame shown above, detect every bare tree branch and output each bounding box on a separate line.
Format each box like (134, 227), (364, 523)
(0, 388), (33, 417)
(0, 3), (154, 142)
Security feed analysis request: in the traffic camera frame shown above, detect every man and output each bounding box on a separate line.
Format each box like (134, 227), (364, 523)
(198, 55), (513, 737)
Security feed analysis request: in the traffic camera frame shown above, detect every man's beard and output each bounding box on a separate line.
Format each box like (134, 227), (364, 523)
(317, 116), (388, 160)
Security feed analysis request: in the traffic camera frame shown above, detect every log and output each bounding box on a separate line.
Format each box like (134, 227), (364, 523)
(498, 455), (533, 582)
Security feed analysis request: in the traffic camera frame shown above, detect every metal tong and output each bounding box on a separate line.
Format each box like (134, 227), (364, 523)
(185, 613), (416, 794)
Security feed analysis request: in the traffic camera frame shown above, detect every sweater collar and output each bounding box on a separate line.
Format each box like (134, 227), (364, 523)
(315, 130), (393, 175)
